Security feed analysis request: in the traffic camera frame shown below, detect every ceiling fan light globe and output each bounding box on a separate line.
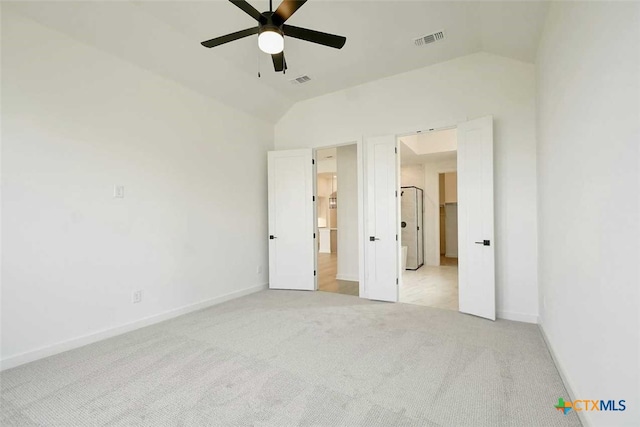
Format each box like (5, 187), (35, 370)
(258, 30), (284, 54)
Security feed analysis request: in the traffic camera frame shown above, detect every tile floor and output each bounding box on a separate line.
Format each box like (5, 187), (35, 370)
(400, 257), (458, 311)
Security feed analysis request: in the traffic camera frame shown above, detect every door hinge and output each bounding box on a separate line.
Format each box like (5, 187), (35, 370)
(396, 278), (399, 285)
(313, 233), (316, 239)
(314, 270), (317, 276)
(312, 196), (315, 202)
(395, 190), (398, 197)
(394, 147), (397, 154)
(396, 234), (398, 241)
(312, 159), (315, 165)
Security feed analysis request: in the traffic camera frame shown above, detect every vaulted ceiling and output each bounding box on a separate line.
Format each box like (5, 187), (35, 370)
(7, 1), (549, 122)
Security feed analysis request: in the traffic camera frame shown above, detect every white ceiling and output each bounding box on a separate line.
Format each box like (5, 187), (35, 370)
(400, 128), (458, 165)
(7, 1), (549, 122)
(400, 128), (457, 156)
(401, 147), (457, 165)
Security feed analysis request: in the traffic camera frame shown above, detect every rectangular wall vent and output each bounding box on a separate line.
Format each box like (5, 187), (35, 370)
(414, 30), (445, 47)
(289, 75), (311, 84)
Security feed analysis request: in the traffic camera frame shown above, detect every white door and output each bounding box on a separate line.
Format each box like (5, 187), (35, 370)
(457, 116), (495, 320)
(268, 149), (315, 290)
(364, 135), (399, 302)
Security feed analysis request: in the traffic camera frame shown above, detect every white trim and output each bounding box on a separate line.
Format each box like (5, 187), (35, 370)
(0, 283), (268, 371)
(376, 116), (468, 140)
(335, 274), (359, 282)
(497, 310), (539, 324)
(538, 324), (590, 427)
(357, 137), (366, 299)
(309, 138), (365, 299)
(392, 118), (465, 304)
(313, 151), (318, 291)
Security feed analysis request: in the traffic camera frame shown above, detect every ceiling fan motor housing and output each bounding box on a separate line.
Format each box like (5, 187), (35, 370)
(259, 11), (284, 35)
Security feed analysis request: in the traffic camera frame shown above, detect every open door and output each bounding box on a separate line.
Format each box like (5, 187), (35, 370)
(364, 135), (399, 302)
(457, 116), (495, 320)
(268, 149), (316, 291)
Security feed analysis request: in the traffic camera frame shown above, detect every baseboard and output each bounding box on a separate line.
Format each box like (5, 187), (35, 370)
(538, 323), (590, 427)
(0, 283), (268, 371)
(497, 310), (539, 324)
(335, 274), (359, 282)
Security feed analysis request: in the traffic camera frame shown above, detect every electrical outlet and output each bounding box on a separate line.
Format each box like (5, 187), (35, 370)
(114, 185), (125, 198)
(132, 290), (142, 304)
(257, 265), (263, 274)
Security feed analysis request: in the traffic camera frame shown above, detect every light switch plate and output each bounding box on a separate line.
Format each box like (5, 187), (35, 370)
(132, 290), (142, 304)
(114, 185), (125, 198)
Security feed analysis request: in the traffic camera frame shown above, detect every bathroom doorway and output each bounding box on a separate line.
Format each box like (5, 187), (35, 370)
(398, 129), (459, 311)
(315, 144), (359, 296)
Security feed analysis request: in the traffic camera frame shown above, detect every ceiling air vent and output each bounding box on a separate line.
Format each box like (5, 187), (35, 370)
(414, 30), (445, 47)
(290, 75), (311, 85)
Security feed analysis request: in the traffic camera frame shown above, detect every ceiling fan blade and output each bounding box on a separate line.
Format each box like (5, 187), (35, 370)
(283, 25), (346, 49)
(271, 52), (287, 72)
(273, 0), (307, 24)
(201, 27), (259, 48)
(229, 0), (262, 21)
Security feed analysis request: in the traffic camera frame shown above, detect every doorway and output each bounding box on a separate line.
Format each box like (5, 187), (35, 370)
(267, 117), (494, 319)
(315, 145), (359, 297)
(397, 128), (459, 311)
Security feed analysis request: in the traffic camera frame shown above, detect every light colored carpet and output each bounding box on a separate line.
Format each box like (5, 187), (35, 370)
(1, 290), (580, 426)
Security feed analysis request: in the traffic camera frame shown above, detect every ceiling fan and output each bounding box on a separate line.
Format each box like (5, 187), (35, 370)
(201, 0), (346, 73)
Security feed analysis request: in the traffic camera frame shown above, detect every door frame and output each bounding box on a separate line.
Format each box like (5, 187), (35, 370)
(307, 116), (474, 302)
(395, 116), (497, 320)
(391, 117), (468, 297)
(312, 139), (365, 296)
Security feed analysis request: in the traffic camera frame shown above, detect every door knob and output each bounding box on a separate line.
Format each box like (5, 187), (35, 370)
(269, 235), (277, 240)
(475, 240), (490, 246)
(369, 236), (380, 241)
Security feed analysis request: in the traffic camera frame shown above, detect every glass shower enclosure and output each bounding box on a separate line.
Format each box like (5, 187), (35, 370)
(401, 186), (424, 270)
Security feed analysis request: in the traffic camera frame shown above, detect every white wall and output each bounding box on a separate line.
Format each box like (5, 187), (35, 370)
(317, 175), (332, 228)
(443, 172), (458, 204)
(336, 145), (358, 281)
(400, 164), (425, 190)
(276, 52), (538, 322)
(401, 129), (457, 155)
(1, 10), (273, 368)
(537, 3), (640, 426)
(316, 158), (337, 174)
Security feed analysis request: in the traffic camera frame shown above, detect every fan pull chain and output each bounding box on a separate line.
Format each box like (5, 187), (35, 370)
(257, 48), (261, 78)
